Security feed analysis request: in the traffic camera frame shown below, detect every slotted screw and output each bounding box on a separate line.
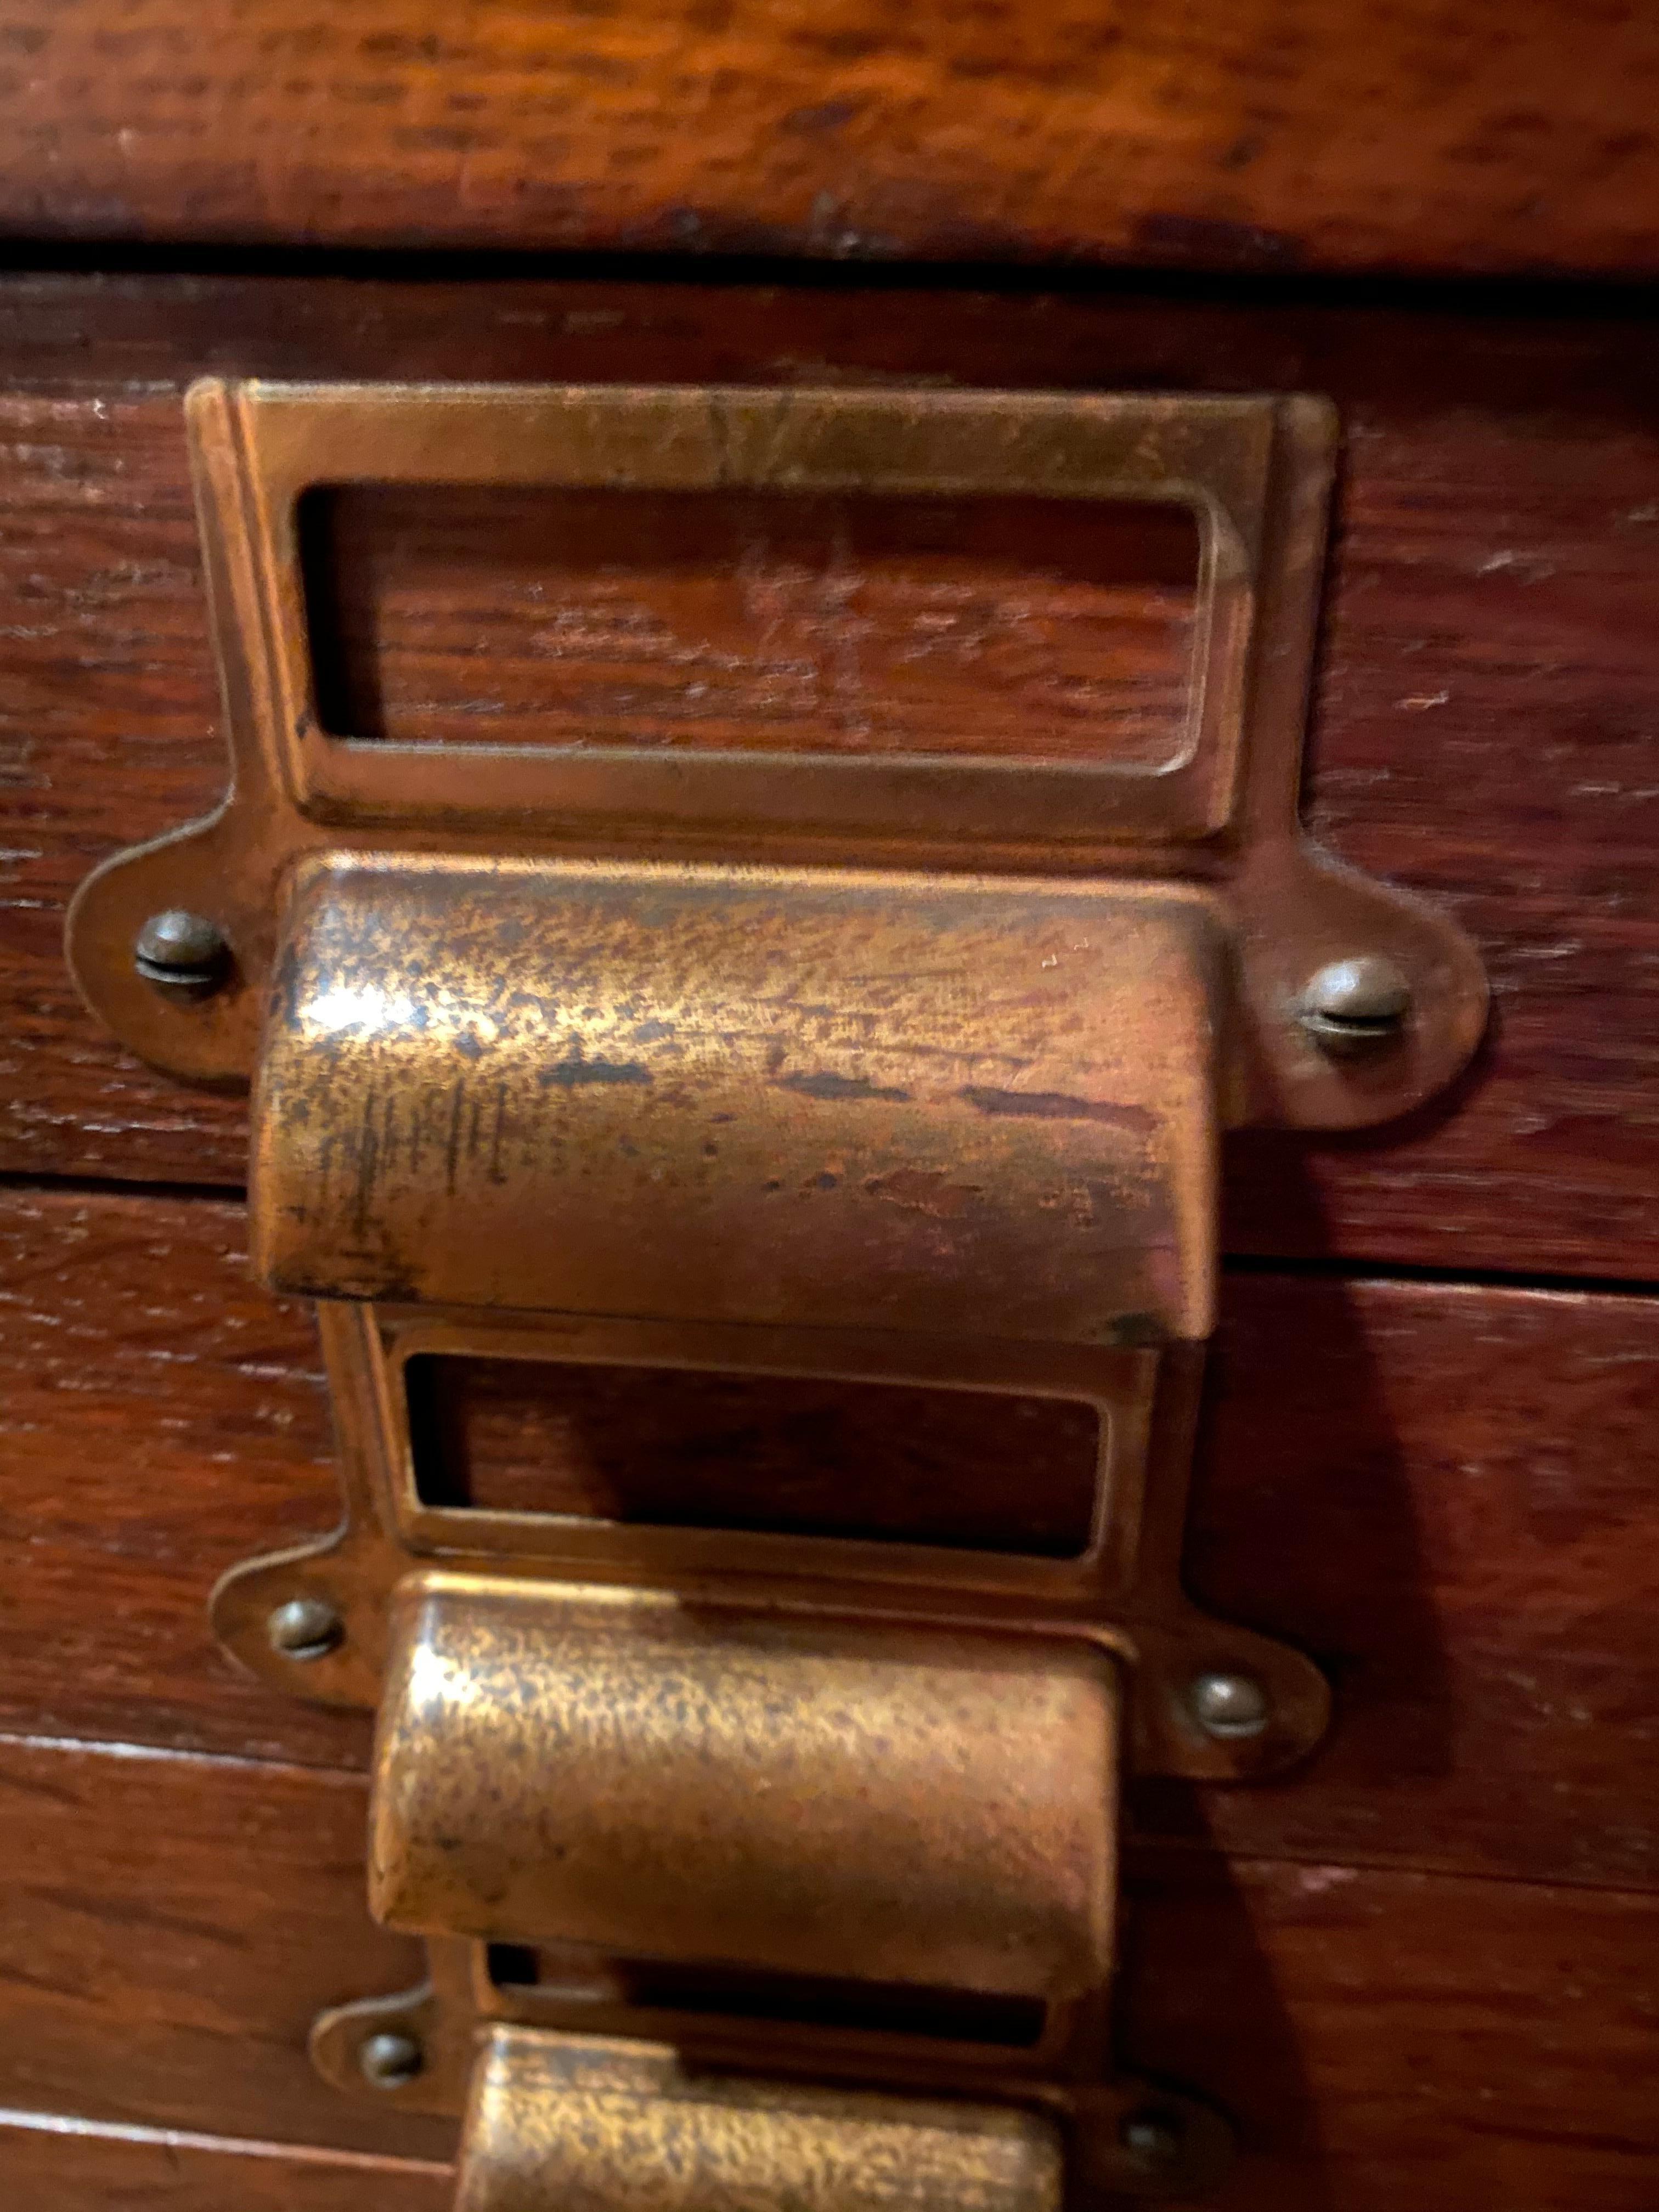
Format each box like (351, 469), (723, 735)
(134, 909), (229, 996)
(1120, 2107), (1184, 2174)
(1299, 954), (1411, 1054)
(267, 1595), (343, 1661)
(360, 2031), (422, 2089)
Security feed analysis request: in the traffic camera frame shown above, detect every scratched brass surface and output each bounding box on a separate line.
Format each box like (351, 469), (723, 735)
(69, 379), (1488, 1129)
(254, 859), (1222, 1342)
(370, 1571), (1117, 2007)
(455, 2025), (1064, 2212)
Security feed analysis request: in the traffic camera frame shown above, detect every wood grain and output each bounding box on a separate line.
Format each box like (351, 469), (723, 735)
(0, 1730), (1654, 2207)
(0, 1735), (454, 2161)
(0, 2112), (450, 2210)
(1122, 1848), (1659, 2211)
(4, 1183), (1658, 1895)
(303, 483), (1198, 764)
(0, 2), (1655, 278)
(409, 1350), (1103, 1558)
(1, 273), (1657, 1277)
(0, 1185), (371, 1771)
(1160, 1272), (1659, 1891)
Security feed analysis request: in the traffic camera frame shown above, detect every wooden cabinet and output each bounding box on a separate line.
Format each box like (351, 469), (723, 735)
(1, 15), (1656, 2202)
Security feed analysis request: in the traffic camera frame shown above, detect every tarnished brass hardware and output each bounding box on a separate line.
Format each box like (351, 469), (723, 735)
(453, 2025), (1065, 2212)
(371, 1574), (1117, 2012)
(1299, 952), (1414, 1054)
(67, 377), (1487, 1128)
(253, 859), (1222, 1340)
(132, 906), (230, 996)
(212, 1306), (1325, 1787)
(360, 2030), (424, 2091)
(309, 1956), (1232, 2204)
(67, 376), (1487, 2205)
(266, 1593), (343, 1660)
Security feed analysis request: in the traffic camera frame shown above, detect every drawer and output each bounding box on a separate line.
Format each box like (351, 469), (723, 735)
(2, 270), (1656, 2208)
(1, 274), (1656, 1274)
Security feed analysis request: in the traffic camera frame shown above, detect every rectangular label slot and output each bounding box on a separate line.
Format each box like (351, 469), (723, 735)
(300, 484), (1199, 768)
(405, 1354), (1102, 1559)
(486, 1944), (1048, 2050)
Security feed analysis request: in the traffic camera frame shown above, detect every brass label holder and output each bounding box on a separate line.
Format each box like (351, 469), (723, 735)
(68, 380), (1485, 2205)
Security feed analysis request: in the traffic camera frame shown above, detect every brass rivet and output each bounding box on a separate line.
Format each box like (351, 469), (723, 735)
(1299, 954), (1412, 1054)
(1187, 1670), (1270, 1739)
(359, 2031), (423, 2089)
(133, 909), (229, 996)
(267, 1595), (343, 1661)
(1120, 2107), (1184, 2172)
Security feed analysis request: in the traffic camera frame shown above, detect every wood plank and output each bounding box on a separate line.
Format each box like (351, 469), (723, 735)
(0, 2111), (450, 2210)
(300, 483), (1199, 765)
(0, 1736), (454, 2160)
(1144, 1269), (1659, 1891)
(1124, 1849), (1659, 2211)
(1, 273), (1656, 1277)
(0, 1186), (370, 1772)
(409, 1347), (1104, 1558)
(4, 1184), (1657, 1895)
(0, 3), (1655, 279)
(0, 1730), (1654, 2207)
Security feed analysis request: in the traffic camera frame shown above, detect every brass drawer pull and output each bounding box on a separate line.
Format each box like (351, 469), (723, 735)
(456, 2027), (1065, 2212)
(370, 1573), (1118, 2012)
(252, 858), (1222, 1340)
(69, 376), (1485, 2202)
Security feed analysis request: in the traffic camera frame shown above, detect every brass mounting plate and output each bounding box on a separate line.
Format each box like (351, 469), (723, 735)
(453, 2025), (1069, 2212)
(309, 1961), (1234, 2202)
(66, 379), (1487, 1131)
(213, 1306), (1329, 1787)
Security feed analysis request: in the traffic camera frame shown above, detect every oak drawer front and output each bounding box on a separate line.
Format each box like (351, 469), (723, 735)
(0, 1730), (1654, 2208)
(2, 276), (1655, 1274)
(3, 273), (1656, 2206)
(4, 1183), (1657, 1893)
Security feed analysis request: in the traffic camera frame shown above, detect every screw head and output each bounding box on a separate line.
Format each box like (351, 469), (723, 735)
(134, 910), (229, 996)
(359, 2031), (423, 2089)
(267, 1595), (344, 1661)
(1187, 1669), (1271, 1740)
(1120, 2107), (1184, 2173)
(1299, 953), (1411, 1054)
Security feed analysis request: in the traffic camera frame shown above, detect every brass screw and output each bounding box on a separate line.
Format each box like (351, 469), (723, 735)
(267, 1595), (344, 1661)
(133, 909), (229, 996)
(1299, 953), (1412, 1054)
(1187, 1670), (1270, 1739)
(1120, 2107), (1184, 2174)
(360, 2031), (423, 2089)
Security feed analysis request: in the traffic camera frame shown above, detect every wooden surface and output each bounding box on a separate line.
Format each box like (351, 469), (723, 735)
(411, 1350), (1103, 1556)
(0, 1736), (452, 2161)
(1167, 1268), (1659, 1891)
(0, 2114), (450, 2210)
(4, 274), (1659, 1276)
(0, 3), (1656, 278)
(305, 483), (1198, 763)
(3, 266), (1656, 2202)
(0, 1731), (1653, 2209)
(4, 1183), (1657, 1895)
(1122, 1849), (1659, 2211)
